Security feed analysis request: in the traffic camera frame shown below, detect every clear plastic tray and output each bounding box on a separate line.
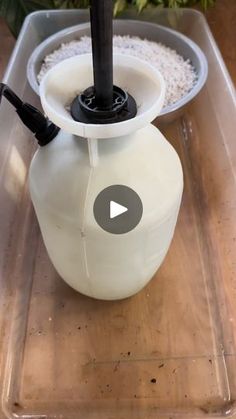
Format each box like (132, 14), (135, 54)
(0, 8), (236, 419)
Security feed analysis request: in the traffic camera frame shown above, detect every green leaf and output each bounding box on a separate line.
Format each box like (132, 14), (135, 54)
(53, 0), (89, 8)
(200, 0), (214, 9)
(114, 0), (127, 15)
(0, 0), (217, 37)
(136, 0), (148, 12)
(0, 0), (55, 37)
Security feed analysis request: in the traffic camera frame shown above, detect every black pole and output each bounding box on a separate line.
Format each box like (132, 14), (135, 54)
(90, 0), (113, 110)
(71, 0), (136, 124)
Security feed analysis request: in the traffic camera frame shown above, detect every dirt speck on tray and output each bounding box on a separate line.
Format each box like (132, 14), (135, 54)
(13, 402), (22, 409)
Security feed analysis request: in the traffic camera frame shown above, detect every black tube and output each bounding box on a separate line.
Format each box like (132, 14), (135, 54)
(0, 83), (23, 108)
(90, 0), (113, 110)
(0, 83), (60, 146)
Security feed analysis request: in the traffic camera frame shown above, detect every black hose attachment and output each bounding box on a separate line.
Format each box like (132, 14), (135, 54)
(0, 83), (60, 146)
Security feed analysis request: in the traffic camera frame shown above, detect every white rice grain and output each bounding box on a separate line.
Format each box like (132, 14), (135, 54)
(37, 35), (197, 108)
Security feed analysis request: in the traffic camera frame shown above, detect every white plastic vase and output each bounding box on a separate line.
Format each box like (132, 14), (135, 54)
(29, 54), (183, 300)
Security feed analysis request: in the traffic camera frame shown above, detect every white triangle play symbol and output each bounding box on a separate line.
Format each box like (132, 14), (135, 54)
(110, 200), (128, 219)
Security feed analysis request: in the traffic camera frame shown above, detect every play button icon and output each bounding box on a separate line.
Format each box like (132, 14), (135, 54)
(110, 201), (128, 219)
(93, 185), (143, 234)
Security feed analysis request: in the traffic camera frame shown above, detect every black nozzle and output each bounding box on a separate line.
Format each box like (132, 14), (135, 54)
(0, 83), (59, 146)
(70, 0), (137, 125)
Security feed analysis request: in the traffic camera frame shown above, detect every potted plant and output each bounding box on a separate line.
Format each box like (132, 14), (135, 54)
(0, 0), (215, 37)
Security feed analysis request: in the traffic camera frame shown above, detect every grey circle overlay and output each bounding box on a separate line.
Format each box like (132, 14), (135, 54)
(93, 185), (143, 234)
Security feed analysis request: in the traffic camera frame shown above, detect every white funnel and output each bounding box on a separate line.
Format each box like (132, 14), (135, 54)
(39, 54), (165, 139)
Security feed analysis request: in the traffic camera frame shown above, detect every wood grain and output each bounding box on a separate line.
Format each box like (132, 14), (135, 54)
(205, 0), (236, 86)
(0, 17), (15, 79)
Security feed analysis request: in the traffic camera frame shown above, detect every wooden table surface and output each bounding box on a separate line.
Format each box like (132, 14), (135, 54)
(0, 0), (236, 84)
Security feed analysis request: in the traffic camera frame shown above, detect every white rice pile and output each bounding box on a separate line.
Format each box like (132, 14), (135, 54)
(37, 35), (197, 108)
